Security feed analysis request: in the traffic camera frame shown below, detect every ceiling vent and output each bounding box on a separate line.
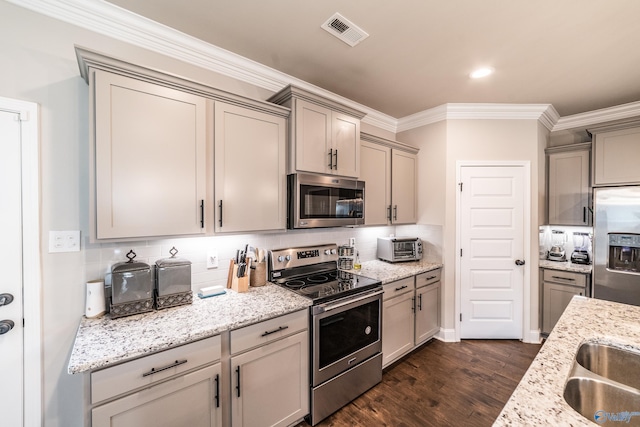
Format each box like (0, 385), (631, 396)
(321, 13), (369, 47)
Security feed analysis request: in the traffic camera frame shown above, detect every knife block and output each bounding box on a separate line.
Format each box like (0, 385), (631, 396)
(231, 264), (249, 293)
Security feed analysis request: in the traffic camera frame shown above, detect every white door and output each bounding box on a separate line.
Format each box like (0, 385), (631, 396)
(460, 166), (525, 339)
(0, 109), (24, 426)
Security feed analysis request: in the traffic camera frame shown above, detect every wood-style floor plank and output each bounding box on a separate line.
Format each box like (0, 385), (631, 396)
(296, 339), (541, 427)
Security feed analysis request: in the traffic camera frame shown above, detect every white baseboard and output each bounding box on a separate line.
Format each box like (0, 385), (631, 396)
(436, 328), (458, 342)
(523, 329), (542, 344)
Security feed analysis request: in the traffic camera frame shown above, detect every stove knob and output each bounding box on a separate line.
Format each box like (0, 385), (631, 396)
(277, 256), (284, 262)
(330, 249), (337, 255)
(324, 249), (331, 255)
(285, 255), (291, 261)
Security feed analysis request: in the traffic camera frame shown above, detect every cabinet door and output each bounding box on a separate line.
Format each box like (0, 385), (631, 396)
(391, 150), (417, 224)
(92, 364), (222, 427)
(214, 102), (286, 232)
(548, 150), (590, 225)
(415, 283), (440, 345)
(360, 141), (391, 225)
(332, 112), (360, 178)
(594, 127), (640, 186)
(93, 70), (207, 239)
(542, 282), (585, 334)
(382, 290), (415, 367)
(231, 331), (309, 427)
(294, 99), (331, 174)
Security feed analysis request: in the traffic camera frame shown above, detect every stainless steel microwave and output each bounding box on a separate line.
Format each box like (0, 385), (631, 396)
(288, 173), (365, 229)
(377, 237), (423, 262)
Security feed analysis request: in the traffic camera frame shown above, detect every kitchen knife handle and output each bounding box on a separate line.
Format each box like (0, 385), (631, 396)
(214, 374), (220, 407)
(235, 366), (241, 397)
(200, 200), (204, 228)
(328, 149), (333, 169)
(334, 149), (338, 170)
(218, 200), (223, 227)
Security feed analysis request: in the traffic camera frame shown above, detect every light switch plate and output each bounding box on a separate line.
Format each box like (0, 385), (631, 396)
(49, 230), (81, 253)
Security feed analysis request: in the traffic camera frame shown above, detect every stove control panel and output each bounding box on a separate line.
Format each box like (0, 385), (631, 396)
(268, 244), (339, 271)
(298, 249), (320, 259)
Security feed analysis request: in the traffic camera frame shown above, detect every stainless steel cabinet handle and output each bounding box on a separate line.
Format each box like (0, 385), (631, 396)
(334, 149), (338, 170)
(328, 149), (334, 169)
(393, 205), (398, 221)
(261, 325), (289, 337)
(387, 205), (392, 221)
(142, 359), (187, 377)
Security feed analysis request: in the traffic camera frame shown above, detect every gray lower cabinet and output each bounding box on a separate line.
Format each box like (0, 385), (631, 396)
(230, 310), (309, 427)
(382, 269), (442, 368)
(90, 336), (222, 427)
(541, 269), (590, 335)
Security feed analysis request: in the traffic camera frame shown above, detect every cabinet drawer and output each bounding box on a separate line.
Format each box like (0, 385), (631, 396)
(542, 269), (587, 287)
(415, 269), (441, 289)
(383, 277), (415, 301)
(230, 309), (308, 355)
(91, 335), (221, 405)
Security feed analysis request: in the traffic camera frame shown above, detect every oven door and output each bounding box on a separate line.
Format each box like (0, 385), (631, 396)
(311, 290), (382, 386)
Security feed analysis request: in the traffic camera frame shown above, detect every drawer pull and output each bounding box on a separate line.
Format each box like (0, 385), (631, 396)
(426, 276), (437, 281)
(261, 325), (289, 337)
(395, 285), (408, 291)
(552, 275), (575, 282)
(142, 359), (187, 377)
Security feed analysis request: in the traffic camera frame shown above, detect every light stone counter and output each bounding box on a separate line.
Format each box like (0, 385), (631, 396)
(68, 284), (311, 374)
(494, 296), (640, 426)
(539, 259), (592, 274)
(346, 259), (443, 284)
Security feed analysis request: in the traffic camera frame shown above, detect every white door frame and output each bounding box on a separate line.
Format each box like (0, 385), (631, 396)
(0, 97), (42, 426)
(454, 161), (532, 342)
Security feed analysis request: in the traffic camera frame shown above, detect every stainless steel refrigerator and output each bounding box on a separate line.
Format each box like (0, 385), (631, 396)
(594, 186), (640, 306)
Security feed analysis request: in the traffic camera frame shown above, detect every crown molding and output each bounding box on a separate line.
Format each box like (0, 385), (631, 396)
(397, 103), (559, 133)
(552, 100), (640, 132)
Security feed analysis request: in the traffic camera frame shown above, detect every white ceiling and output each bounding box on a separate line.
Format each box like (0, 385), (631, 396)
(100, 0), (640, 120)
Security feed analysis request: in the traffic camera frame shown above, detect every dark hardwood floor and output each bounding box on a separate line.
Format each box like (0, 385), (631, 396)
(297, 339), (542, 427)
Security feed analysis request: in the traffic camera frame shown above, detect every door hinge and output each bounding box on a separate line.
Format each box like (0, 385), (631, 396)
(459, 182), (463, 192)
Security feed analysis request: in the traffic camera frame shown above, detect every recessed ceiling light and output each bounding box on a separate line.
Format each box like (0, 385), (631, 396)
(470, 67), (494, 79)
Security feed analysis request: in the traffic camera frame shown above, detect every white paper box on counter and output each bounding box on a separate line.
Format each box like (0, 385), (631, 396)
(85, 279), (106, 318)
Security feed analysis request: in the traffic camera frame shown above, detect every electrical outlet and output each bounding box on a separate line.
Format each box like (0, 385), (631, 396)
(207, 251), (219, 269)
(49, 230), (81, 253)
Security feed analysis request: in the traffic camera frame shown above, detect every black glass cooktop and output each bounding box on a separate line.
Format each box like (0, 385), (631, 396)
(274, 269), (381, 304)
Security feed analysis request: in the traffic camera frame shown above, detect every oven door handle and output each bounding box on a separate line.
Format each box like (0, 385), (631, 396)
(313, 289), (383, 314)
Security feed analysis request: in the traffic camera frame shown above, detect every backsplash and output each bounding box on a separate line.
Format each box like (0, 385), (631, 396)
(83, 224), (443, 292)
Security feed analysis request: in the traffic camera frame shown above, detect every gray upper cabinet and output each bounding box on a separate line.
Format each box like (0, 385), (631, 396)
(268, 85), (365, 178)
(77, 46), (290, 240)
(546, 143), (591, 226)
(360, 133), (419, 225)
(214, 102), (286, 233)
(591, 124), (640, 186)
(92, 69), (208, 239)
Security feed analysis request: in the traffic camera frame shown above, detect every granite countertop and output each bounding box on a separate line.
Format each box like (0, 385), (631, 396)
(347, 259), (443, 284)
(494, 296), (640, 426)
(68, 284), (311, 374)
(539, 259), (592, 274)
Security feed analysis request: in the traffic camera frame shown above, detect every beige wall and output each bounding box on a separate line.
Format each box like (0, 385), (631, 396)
(402, 119), (548, 337)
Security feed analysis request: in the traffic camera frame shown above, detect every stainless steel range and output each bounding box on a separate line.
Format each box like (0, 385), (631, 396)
(268, 243), (383, 426)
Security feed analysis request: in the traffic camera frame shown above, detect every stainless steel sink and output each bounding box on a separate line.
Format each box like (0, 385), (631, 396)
(576, 342), (640, 390)
(564, 377), (640, 426)
(563, 342), (640, 425)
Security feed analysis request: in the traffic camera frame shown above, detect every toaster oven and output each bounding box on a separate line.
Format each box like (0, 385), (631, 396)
(377, 237), (423, 263)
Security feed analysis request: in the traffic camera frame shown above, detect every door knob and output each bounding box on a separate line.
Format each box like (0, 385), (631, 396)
(0, 293), (14, 307)
(515, 259), (525, 266)
(0, 320), (14, 335)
